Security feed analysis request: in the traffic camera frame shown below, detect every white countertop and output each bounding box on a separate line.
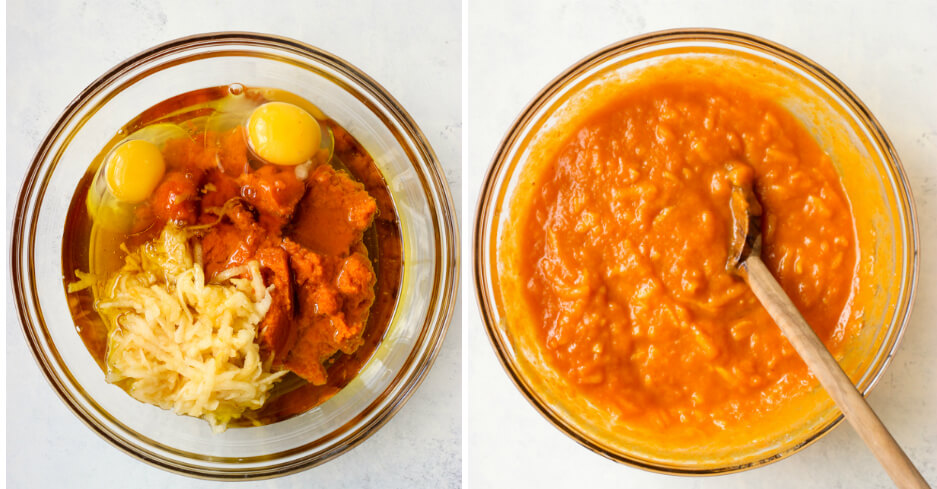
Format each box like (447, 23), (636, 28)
(6, 0), (461, 487)
(466, 0), (937, 487)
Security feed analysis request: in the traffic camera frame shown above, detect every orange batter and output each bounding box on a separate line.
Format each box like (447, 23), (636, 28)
(508, 80), (857, 434)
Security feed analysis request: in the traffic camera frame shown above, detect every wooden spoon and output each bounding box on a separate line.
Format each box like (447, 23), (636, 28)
(727, 169), (929, 489)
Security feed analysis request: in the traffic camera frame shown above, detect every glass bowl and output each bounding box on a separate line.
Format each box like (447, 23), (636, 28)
(473, 28), (917, 474)
(11, 32), (458, 479)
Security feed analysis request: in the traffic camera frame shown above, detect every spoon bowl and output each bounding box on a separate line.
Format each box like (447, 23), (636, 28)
(726, 174), (929, 489)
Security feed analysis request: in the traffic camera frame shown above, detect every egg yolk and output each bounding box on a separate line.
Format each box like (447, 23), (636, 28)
(105, 139), (166, 204)
(247, 102), (321, 166)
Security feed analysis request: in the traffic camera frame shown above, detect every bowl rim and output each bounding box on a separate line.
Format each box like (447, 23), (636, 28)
(472, 27), (919, 475)
(11, 31), (460, 480)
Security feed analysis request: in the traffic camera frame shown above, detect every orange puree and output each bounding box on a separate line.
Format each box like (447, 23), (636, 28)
(511, 81), (857, 434)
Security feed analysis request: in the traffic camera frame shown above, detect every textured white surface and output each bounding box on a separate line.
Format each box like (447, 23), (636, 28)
(466, 1), (937, 488)
(6, 0), (460, 487)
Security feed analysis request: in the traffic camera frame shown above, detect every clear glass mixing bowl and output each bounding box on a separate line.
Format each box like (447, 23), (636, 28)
(12, 32), (458, 479)
(474, 28), (918, 474)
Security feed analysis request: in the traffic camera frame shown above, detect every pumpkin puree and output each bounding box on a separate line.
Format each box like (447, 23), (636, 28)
(143, 128), (379, 386)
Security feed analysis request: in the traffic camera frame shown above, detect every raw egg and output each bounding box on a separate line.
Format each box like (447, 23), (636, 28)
(247, 102), (321, 166)
(87, 123), (188, 232)
(105, 139), (165, 204)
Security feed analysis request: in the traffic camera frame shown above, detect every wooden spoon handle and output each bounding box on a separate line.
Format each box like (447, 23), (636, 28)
(745, 256), (929, 489)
